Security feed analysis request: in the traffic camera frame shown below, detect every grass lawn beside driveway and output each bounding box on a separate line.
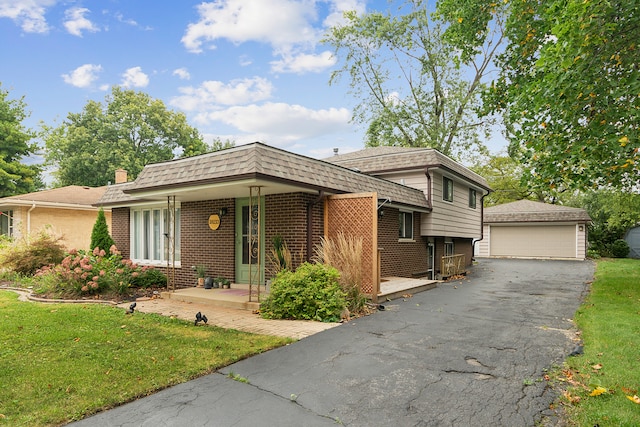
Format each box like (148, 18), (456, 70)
(557, 258), (640, 426)
(0, 291), (291, 427)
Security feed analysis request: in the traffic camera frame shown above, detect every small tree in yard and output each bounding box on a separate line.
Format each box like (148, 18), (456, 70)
(90, 208), (114, 252)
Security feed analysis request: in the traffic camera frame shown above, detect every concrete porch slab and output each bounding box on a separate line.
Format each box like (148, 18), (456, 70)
(378, 276), (439, 301)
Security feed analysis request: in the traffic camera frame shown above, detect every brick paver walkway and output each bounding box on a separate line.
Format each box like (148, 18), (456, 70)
(117, 297), (340, 340)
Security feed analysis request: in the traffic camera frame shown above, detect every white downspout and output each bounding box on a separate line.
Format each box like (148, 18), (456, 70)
(27, 203), (36, 240)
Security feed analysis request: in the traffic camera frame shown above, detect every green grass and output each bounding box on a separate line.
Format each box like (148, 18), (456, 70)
(0, 291), (291, 426)
(559, 258), (640, 426)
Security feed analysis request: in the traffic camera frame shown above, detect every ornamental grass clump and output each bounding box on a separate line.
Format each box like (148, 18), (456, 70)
(314, 232), (368, 314)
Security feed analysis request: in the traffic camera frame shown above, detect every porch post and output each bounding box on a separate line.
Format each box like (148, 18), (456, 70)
(166, 196), (176, 291)
(248, 186), (261, 302)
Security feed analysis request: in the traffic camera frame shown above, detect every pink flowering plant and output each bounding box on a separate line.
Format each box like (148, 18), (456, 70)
(34, 245), (166, 297)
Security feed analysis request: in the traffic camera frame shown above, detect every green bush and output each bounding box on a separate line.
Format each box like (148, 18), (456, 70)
(260, 262), (346, 322)
(610, 239), (630, 258)
(2, 232), (66, 275)
(131, 267), (167, 288)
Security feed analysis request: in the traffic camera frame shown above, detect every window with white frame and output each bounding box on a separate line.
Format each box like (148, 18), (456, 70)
(399, 211), (413, 239)
(443, 177), (454, 202)
(469, 188), (477, 209)
(444, 240), (455, 256)
(0, 210), (13, 237)
(131, 205), (180, 264)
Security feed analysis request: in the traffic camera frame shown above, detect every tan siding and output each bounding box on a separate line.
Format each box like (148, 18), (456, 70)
(576, 224), (587, 259)
(476, 224), (490, 257)
(422, 171), (482, 238)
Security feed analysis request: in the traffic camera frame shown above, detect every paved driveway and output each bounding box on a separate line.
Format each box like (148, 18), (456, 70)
(70, 259), (594, 426)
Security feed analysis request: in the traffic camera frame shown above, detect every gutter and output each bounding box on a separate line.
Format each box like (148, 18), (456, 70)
(472, 191), (491, 259)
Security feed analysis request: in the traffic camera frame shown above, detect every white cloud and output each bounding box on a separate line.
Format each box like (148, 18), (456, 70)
(61, 63), (102, 88)
(170, 77), (274, 111)
(271, 50), (336, 74)
(172, 67), (191, 80)
(323, 0), (366, 28)
(63, 7), (99, 37)
(121, 66), (149, 88)
(181, 0), (319, 54)
(0, 0), (56, 33)
(196, 102), (352, 142)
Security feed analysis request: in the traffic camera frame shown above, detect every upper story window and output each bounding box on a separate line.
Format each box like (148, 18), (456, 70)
(399, 211), (413, 240)
(131, 205), (180, 264)
(443, 177), (454, 202)
(469, 188), (477, 209)
(0, 210), (13, 237)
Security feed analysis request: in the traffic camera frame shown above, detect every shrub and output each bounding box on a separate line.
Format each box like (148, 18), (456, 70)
(610, 239), (630, 258)
(90, 207), (115, 252)
(130, 267), (167, 288)
(260, 262), (346, 322)
(2, 231), (66, 275)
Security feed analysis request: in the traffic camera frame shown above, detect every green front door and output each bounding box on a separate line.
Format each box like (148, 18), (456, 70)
(235, 197), (265, 284)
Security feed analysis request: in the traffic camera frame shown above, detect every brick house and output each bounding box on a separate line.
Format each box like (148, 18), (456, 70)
(96, 143), (489, 300)
(0, 186), (110, 250)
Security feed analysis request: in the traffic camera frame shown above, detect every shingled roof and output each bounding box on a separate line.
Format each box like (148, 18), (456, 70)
(484, 200), (592, 223)
(97, 142), (430, 210)
(325, 146), (490, 190)
(1, 185), (107, 209)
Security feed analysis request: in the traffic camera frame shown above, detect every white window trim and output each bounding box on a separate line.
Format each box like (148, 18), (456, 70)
(398, 210), (415, 241)
(130, 203), (181, 267)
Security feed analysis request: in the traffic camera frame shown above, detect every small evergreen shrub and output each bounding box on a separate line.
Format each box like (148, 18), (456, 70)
(610, 239), (630, 258)
(90, 207), (115, 252)
(260, 262), (346, 322)
(131, 267), (167, 288)
(3, 232), (66, 275)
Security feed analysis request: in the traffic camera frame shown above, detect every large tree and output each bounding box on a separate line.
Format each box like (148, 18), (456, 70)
(0, 84), (42, 197)
(489, 0), (640, 191)
(325, 0), (506, 160)
(44, 86), (209, 187)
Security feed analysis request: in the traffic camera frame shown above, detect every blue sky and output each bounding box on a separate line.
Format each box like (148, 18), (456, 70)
(1, 0), (505, 163)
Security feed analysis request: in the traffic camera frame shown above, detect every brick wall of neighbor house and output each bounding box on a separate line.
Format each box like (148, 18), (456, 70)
(178, 199), (235, 288)
(377, 207), (429, 278)
(111, 208), (130, 259)
(264, 193), (324, 278)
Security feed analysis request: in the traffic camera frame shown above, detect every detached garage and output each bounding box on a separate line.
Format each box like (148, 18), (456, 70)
(475, 200), (591, 260)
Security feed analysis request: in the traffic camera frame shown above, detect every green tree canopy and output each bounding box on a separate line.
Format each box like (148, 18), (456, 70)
(44, 86), (209, 187)
(489, 0), (640, 191)
(471, 155), (542, 206)
(325, 0), (506, 161)
(0, 84), (42, 197)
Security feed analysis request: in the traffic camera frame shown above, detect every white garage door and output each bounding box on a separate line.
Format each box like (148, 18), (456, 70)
(490, 225), (576, 258)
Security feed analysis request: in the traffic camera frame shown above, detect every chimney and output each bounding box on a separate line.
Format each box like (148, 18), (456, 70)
(333, 148), (339, 156)
(115, 169), (128, 184)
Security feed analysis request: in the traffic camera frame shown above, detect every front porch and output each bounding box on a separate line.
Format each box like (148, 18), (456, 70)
(160, 276), (439, 311)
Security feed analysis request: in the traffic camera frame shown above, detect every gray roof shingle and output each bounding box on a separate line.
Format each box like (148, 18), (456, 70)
(97, 142), (430, 209)
(325, 146), (490, 190)
(484, 200), (592, 223)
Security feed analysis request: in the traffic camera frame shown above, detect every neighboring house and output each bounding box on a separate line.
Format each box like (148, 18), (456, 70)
(96, 143), (490, 299)
(624, 226), (640, 259)
(475, 200), (591, 260)
(0, 186), (111, 250)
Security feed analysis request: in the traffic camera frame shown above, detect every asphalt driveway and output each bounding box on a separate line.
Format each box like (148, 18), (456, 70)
(70, 258), (594, 426)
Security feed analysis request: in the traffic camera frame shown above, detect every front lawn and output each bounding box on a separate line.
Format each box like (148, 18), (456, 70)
(558, 258), (640, 425)
(0, 291), (291, 426)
